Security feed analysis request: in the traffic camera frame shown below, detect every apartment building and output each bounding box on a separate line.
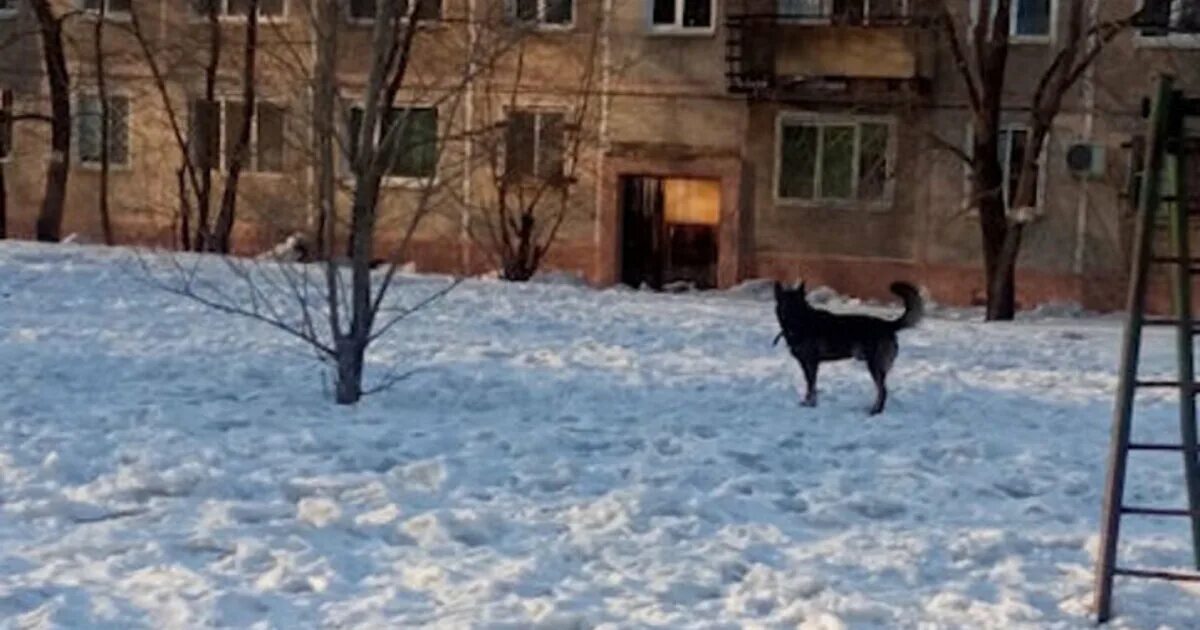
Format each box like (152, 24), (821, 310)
(0, 0), (1197, 309)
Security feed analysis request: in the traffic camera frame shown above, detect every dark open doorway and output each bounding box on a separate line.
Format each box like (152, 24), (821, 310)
(619, 175), (720, 290)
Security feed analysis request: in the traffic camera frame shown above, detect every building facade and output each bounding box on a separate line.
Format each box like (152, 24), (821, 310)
(1, 0), (1198, 310)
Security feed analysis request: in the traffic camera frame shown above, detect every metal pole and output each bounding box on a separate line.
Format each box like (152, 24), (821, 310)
(1094, 74), (1176, 624)
(1171, 110), (1200, 570)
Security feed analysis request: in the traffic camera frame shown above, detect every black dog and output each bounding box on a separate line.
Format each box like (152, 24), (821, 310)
(773, 281), (923, 415)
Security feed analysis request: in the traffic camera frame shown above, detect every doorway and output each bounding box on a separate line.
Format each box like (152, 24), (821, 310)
(619, 175), (720, 290)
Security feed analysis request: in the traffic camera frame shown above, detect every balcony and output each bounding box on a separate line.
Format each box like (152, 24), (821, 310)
(725, 2), (935, 104)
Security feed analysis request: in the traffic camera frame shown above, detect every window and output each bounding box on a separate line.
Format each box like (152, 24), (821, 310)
(0, 89), (12, 160)
(349, 0), (441, 22)
(76, 94), (129, 167)
(650, 0), (713, 31)
(972, 0), (1052, 39)
(1140, 0), (1200, 36)
(82, 0), (131, 16)
(0, 0), (15, 17)
(505, 110), (565, 181)
(777, 117), (892, 203)
(777, 0), (906, 22)
(188, 99), (286, 173)
(508, 0), (572, 25)
(190, 0), (285, 19)
(997, 126), (1041, 210)
(347, 106), (438, 179)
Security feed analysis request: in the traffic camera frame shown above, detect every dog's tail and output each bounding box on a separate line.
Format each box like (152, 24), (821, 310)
(890, 282), (924, 330)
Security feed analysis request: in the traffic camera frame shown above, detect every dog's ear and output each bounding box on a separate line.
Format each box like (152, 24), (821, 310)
(797, 281), (806, 295)
(774, 281), (783, 300)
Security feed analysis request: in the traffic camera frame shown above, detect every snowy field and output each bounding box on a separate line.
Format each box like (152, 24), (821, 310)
(1, 241), (1198, 629)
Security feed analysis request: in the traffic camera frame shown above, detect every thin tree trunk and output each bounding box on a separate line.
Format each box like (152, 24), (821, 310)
(313, 0), (337, 260)
(31, 0), (71, 243)
(195, 5), (221, 251)
(213, 0), (259, 254)
(95, 1), (114, 246)
(0, 162), (7, 239)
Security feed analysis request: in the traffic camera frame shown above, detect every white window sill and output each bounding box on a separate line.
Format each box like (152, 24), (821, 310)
(341, 175), (438, 189)
(187, 15), (288, 25)
(346, 17), (445, 28)
(775, 197), (894, 212)
(1134, 33), (1200, 48)
(0, 9), (17, 19)
(646, 25), (716, 37)
(77, 161), (132, 172)
(81, 11), (133, 22)
(1009, 34), (1052, 45)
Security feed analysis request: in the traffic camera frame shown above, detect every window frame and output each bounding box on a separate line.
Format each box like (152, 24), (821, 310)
(74, 91), (133, 170)
(646, 0), (717, 36)
(960, 122), (1048, 214)
(345, 0), (443, 26)
(969, 0), (1056, 44)
(80, 0), (132, 21)
(345, 103), (440, 186)
(503, 108), (569, 183)
(506, 0), (575, 30)
(774, 112), (897, 209)
(189, 0), (288, 23)
(188, 96), (288, 175)
(0, 0), (16, 19)
(1134, 0), (1200, 47)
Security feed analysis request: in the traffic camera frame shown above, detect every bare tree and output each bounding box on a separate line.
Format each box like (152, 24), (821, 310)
(212, 0), (260, 254)
(938, 0), (1140, 320)
(93, 0), (115, 246)
(29, 0), (73, 242)
(461, 26), (602, 282)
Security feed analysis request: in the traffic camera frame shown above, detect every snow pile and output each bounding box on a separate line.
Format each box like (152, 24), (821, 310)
(0, 241), (1196, 628)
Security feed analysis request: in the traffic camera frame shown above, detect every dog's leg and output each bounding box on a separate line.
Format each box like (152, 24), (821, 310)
(800, 357), (819, 407)
(867, 342), (897, 415)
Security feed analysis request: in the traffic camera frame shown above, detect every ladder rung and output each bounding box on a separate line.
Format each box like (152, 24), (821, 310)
(1129, 442), (1198, 451)
(1114, 567), (1200, 582)
(1134, 380), (1200, 390)
(1120, 505), (1200, 517)
(1142, 317), (1200, 331)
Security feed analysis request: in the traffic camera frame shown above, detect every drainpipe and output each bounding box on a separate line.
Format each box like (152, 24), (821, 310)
(462, 0), (477, 274)
(593, 0), (612, 276)
(1072, 0), (1098, 279)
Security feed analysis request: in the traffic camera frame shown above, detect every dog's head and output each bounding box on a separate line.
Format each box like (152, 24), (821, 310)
(773, 280), (809, 327)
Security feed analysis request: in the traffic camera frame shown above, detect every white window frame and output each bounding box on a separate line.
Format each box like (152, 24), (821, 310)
(346, 0), (443, 26)
(961, 122), (1048, 214)
(647, 0), (717, 36)
(507, 0), (575, 29)
(777, 0), (912, 24)
(774, 112), (897, 208)
(0, 0), (17, 19)
(1134, 0), (1200, 47)
(80, 0), (132, 21)
(190, 97), (287, 175)
(970, 0), (1057, 44)
(189, 0), (288, 23)
(503, 107), (570, 181)
(344, 103), (440, 188)
(74, 91), (133, 171)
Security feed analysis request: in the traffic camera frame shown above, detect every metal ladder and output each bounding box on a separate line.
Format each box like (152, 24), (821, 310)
(1094, 74), (1200, 623)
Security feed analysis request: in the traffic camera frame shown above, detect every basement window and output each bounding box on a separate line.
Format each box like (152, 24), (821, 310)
(0, 0), (14, 18)
(81, 0), (131, 18)
(777, 116), (893, 204)
(649, 0), (713, 32)
(972, 0), (1053, 41)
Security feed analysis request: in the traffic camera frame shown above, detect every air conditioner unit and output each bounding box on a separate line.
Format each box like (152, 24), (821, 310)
(1066, 142), (1106, 179)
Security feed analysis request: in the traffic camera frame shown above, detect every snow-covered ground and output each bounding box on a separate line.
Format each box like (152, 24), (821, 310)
(0, 241), (1198, 629)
